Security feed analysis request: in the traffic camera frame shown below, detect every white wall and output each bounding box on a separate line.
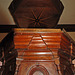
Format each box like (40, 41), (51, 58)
(0, 0), (15, 25)
(59, 0), (75, 24)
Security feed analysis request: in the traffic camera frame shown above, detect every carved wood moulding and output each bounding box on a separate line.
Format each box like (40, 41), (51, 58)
(14, 28), (75, 75)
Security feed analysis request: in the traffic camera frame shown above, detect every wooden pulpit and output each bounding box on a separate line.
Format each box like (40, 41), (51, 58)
(14, 28), (75, 75)
(0, 0), (75, 75)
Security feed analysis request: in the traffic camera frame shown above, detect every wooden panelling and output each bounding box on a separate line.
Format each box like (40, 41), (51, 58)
(17, 62), (58, 75)
(13, 28), (75, 75)
(9, 0), (64, 28)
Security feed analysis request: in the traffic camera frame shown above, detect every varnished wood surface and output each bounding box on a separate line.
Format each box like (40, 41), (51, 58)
(14, 28), (75, 75)
(1, 29), (74, 75)
(9, 0), (64, 28)
(14, 28), (62, 33)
